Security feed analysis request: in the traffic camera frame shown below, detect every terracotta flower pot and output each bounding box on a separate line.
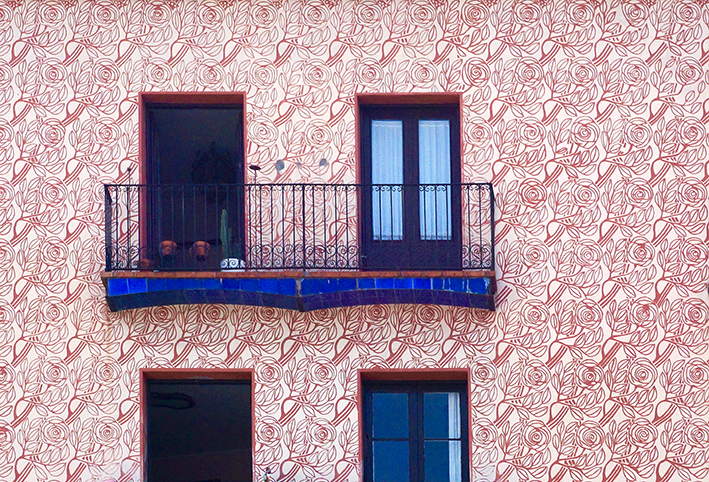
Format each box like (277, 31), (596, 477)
(160, 240), (178, 257)
(190, 241), (211, 262)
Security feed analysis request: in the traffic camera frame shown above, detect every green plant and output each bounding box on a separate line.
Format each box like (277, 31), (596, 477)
(220, 209), (240, 258)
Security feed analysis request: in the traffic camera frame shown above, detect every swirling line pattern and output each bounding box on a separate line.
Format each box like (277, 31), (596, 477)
(1, 1), (708, 481)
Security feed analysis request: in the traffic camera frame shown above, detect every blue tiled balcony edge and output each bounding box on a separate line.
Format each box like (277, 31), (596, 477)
(104, 275), (495, 312)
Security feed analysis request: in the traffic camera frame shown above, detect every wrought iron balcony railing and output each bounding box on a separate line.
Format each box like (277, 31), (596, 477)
(104, 183), (494, 272)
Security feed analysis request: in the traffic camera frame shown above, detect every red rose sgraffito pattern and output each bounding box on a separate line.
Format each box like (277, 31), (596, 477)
(1, 0), (709, 481)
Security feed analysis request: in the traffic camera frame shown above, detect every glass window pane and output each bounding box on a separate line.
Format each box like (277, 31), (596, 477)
(424, 392), (461, 439)
(418, 120), (451, 240)
(424, 441), (462, 482)
(371, 120), (403, 241)
(373, 392), (409, 439)
(374, 441), (410, 482)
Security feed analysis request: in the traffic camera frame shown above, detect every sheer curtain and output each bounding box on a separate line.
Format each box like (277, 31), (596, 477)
(418, 120), (451, 240)
(448, 392), (462, 482)
(371, 120), (403, 240)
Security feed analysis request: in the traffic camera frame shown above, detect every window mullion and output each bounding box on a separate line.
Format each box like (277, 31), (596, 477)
(410, 386), (420, 482)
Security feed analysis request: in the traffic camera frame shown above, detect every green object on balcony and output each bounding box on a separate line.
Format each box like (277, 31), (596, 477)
(220, 208), (240, 259)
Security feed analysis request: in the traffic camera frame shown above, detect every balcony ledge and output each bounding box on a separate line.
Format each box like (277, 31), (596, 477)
(102, 270), (496, 312)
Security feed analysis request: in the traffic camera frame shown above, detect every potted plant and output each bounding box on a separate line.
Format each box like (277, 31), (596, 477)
(220, 208), (245, 269)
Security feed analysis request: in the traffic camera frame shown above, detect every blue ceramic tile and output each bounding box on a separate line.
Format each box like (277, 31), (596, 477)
(277, 279), (297, 296)
(376, 290), (397, 304)
(413, 289), (434, 304)
(222, 278), (241, 291)
(357, 278), (375, 290)
(184, 290), (207, 304)
(320, 279), (340, 293)
(239, 291), (262, 306)
(204, 291), (226, 304)
(146, 278), (170, 292)
(413, 278), (431, 290)
(394, 278), (413, 289)
(467, 278), (489, 294)
(107, 279), (130, 297)
(375, 278), (395, 290)
(165, 278), (185, 290)
(340, 291), (360, 306)
(395, 289), (415, 304)
(431, 278), (444, 290)
(181, 279), (204, 290)
(450, 292), (470, 307)
(201, 279), (222, 290)
(300, 279), (319, 296)
(469, 295), (494, 311)
(240, 278), (259, 292)
(431, 291), (452, 306)
(302, 297), (324, 311)
(319, 292), (341, 305)
(358, 291), (380, 305)
(126, 277), (147, 294)
(259, 279), (279, 294)
(338, 278), (356, 292)
(128, 292), (151, 308)
(449, 278), (464, 292)
(279, 296), (300, 311)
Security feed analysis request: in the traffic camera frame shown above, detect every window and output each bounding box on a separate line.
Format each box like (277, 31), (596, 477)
(145, 378), (252, 482)
(363, 381), (469, 482)
(360, 104), (461, 270)
(143, 94), (244, 268)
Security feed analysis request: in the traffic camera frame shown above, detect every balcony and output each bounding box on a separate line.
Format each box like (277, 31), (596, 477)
(102, 183), (495, 311)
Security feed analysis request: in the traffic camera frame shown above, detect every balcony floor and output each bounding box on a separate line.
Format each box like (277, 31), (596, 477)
(102, 270), (496, 312)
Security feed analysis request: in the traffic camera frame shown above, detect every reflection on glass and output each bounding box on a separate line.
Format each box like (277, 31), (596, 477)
(373, 392), (408, 439)
(424, 392), (460, 439)
(424, 441), (462, 482)
(374, 440), (410, 482)
(418, 120), (451, 240)
(424, 392), (461, 482)
(371, 120), (403, 241)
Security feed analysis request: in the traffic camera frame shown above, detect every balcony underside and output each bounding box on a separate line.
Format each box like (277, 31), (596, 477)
(102, 270), (496, 312)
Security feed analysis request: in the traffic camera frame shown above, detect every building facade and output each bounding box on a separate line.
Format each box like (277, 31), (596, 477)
(0, 0), (708, 481)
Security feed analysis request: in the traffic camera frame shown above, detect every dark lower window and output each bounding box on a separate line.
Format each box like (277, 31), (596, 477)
(363, 381), (469, 482)
(146, 379), (252, 482)
(360, 104), (461, 270)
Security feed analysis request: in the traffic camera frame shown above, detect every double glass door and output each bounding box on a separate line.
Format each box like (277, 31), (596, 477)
(361, 104), (461, 270)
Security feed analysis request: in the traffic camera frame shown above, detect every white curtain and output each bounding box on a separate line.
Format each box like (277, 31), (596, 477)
(371, 120), (403, 240)
(448, 392), (462, 482)
(418, 120), (451, 240)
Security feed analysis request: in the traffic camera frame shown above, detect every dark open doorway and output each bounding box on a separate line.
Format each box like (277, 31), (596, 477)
(144, 96), (244, 269)
(146, 379), (252, 482)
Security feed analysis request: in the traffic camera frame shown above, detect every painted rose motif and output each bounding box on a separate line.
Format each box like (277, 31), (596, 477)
(463, 58), (490, 87)
(673, 0), (701, 26)
(471, 358), (496, 388)
(517, 118), (545, 147)
(515, 57), (543, 86)
(249, 59), (278, 89)
(569, 58), (597, 86)
(355, 59), (383, 89)
(470, 418), (496, 448)
(567, 0), (595, 26)
(520, 299), (548, 329)
(570, 117), (599, 148)
(574, 360), (603, 391)
(461, 1), (488, 27)
(621, 0), (647, 26)
(624, 118), (652, 148)
(250, 1), (278, 27)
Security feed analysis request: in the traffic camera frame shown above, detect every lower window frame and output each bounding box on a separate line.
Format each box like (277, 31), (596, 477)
(362, 378), (470, 482)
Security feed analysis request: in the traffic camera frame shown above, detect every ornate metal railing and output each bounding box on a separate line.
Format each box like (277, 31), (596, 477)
(104, 183), (494, 271)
